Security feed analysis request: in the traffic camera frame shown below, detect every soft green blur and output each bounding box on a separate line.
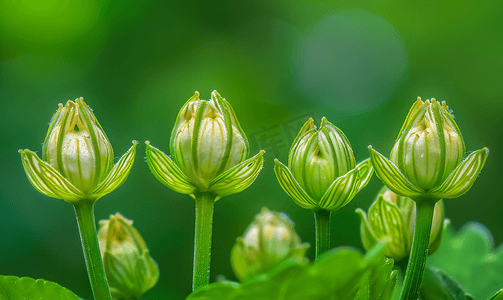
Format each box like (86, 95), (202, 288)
(1, 1), (502, 299)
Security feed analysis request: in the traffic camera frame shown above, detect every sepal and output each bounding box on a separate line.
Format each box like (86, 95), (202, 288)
(19, 149), (83, 203)
(489, 290), (503, 300)
(90, 141), (137, 200)
(145, 141), (197, 194)
(356, 209), (379, 254)
(356, 158), (374, 192)
(430, 148), (489, 199)
(318, 167), (360, 211)
(209, 150), (265, 198)
(274, 159), (318, 210)
(369, 146), (423, 198)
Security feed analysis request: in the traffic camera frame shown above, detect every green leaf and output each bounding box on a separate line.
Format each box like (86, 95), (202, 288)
(356, 241), (397, 300)
(427, 221), (503, 299)
(274, 159), (318, 210)
(430, 148), (489, 199)
(368, 146), (423, 199)
(0, 275), (80, 299)
(145, 141), (196, 194)
(186, 245), (396, 300)
(209, 150), (265, 198)
(90, 141), (137, 200)
(419, 266), (473, 300)
(186, 282), (239, 300)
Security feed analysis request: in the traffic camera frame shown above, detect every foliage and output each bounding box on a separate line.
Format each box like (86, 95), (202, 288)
(187, 244), (396, 300)
(0, 275), (80, 300)
(427, 221), (503, 300)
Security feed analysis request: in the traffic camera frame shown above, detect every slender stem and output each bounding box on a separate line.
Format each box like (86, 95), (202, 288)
(399, 199), (436, 300)
(314, 209), (331, 260)
(193, 192), (216, 291)
(73, 202), (112, 300)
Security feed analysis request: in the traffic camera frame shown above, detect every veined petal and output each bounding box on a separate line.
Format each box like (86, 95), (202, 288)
(355, 158), (374, 192)
(145, 142), (196, 194)
(395, 97), (427, 141)
(209, 150), (265, 198)
(288, 118), (315, 164)
(430, 148), (489, 199)
(90, 141), (137, 200)
(19, 149), (83, 202)
(369, 146), (424, 199)
(318, 167), (360, 211)
(274, 159), (318, 210)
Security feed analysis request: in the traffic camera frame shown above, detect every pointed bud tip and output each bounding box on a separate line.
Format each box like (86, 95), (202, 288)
(132, 140), (138, 145)
(368, 145), (373, 150)
(355, 208), (366, 220)
(259, 150), (266, 155)
(145, 140), (150, 145)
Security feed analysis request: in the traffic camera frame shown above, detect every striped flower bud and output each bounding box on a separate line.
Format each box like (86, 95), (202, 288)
(171, 91), (248, 190)
(146, 91), (265, 198)
(369, 98), (489, 200)
(231, 208), (309, 282)
(289, 117), (355, 200)
(43, 98), (114, 193)
(98, 213), (159, 300)
(390, 98), (464, 190)
(19, 98), (137, 203)
(356, 187), (445, 261)
(275, 118), (373, 211)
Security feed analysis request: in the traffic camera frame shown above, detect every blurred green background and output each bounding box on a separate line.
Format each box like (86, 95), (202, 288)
(1, 0), (502, 299)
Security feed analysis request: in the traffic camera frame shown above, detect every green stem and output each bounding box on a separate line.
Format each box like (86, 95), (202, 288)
(193, 192), (216, 291)
(314, 209), (331, 260)
(73, 202), (112, 300)
(399, 199), (436, 300)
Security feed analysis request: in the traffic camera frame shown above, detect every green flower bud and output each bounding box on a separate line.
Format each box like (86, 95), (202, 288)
(390, 98), (464, 190)
(275, 118), (374, 211)
(171, 91), (248, 190)
(369, 98), (489, 200)
(98, 213), (159, 300)
(19, 98), (137, 203)
(356, 187), (445, 261)
(290, 117), (356, 200)
(146, 91), (265, 198)
(43, 98), (114, 193)
(231, 208), (309, 282)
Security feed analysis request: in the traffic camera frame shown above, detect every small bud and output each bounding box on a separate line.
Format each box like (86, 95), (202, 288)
(231, 208), (309, 282)
(290, 117), (355, 200)
(356, 187), (445, 261)
(275, 118), (373, 211)
(146, 91), (265, 198)
(98, 213), (159, 300)
(369, 98), (488, 200)
(19, 98), (137, 203)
